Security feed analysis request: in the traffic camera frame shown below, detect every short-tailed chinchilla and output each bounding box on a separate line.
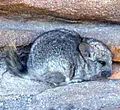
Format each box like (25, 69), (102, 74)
(5, 29), (112, 87)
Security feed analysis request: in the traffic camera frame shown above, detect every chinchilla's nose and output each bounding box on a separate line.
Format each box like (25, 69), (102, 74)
(101, 70), (112, 78)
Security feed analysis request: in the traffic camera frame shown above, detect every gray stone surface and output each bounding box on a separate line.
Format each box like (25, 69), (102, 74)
(0, 72), (120, 110)
(0, 19), (120, 47)
(33, 80), (120, 110)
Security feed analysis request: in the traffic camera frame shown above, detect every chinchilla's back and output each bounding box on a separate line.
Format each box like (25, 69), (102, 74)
(27, 29), (83, 84)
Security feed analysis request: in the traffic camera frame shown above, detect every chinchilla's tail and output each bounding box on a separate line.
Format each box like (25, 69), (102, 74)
(4, 45), (27, 77)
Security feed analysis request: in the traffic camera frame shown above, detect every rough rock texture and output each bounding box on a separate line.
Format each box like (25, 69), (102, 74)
(111, 47), (120, 62)
(0, 29), (39, 48)
(110, 63), (120, 79)
(0, 77), (120, 110)
(0, 0), (120, 22)
(0, 72), (51, 96)
(34, 81), (120, 110)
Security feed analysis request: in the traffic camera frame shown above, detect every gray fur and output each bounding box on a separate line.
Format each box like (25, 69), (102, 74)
(5, 29), (112, 87)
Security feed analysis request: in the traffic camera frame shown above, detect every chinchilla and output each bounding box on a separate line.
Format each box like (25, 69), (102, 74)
(5, 29), (112, 87)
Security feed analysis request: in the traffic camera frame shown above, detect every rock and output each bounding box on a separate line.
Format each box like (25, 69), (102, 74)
(110, 63), (120, 79)
(0, 80), (120, 110)
(0, 29), (39, 48)
(0, 0), (120, 22)
(111, 47), (120, 62)
(0, 71), (51, 96)
(30, 81), (120, 110)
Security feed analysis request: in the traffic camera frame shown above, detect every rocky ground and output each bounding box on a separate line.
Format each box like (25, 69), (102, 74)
(0, 74), (120, 110)
(0, 0), (120, 22)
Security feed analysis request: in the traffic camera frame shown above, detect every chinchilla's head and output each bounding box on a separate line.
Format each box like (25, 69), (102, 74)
(79, 38), (112, 81)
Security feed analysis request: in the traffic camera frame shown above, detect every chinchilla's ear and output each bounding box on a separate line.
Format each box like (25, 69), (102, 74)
(79, 42), (95, 60)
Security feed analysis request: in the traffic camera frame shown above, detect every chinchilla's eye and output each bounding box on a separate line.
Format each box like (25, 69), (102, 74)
(98, 60), (106, 66)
